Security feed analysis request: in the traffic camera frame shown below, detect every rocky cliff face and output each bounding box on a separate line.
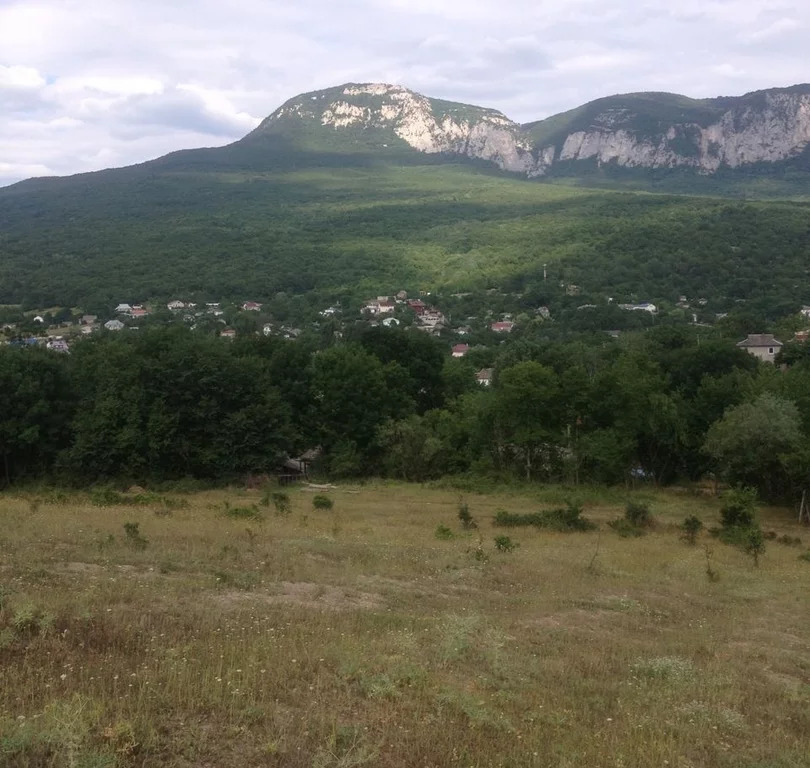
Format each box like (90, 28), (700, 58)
(551, 90), (810, 173)
(256, 83), (810, 178)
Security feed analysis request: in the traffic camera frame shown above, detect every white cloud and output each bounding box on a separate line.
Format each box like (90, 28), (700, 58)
(1, 0), (809, 185)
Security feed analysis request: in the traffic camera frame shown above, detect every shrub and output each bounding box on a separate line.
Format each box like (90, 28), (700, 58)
(720, 487), (758, 530)
(221, 502), (264, 521)
(625, 502), (653, 528)
(123, 522), (148, 550)
(745, 527), (766, 567)
(493, 503), (595, 532)
(269, 491), (292, 516)
(458, 501), (476, 529)
(681, 515), (703, 545)
(608, 518), (646, 538)
(494, 535), (518, 553)
(799, 550), (810, 562)
(312, 495), (334, 510)
(435, 525), (454, 540)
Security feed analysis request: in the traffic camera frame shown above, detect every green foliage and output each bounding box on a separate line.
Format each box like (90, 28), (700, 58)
(745, 526), (766, 567)
(457, 501), (476, 529)
(494, 535), (518, 552)
(705, 395), (801, 500)
(312, 495), (334, 510)
(798, 550), (810, 562)
(122, 522), (148, 550)
(608, 518), (646, 538)
(681, 515), (704, 545)
(493, 503), (595, 532)
(221, 502), (264, 521)
(720, 487), (759, 530)
(625, 502), (653, 528)
(434, 524), (454, 540)
(265, 491), (292, 516)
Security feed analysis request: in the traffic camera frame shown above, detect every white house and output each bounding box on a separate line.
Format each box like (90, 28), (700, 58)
(105, 319), (125, 331)
(736, 334), (783, 364)
(618, 302), (657, 314)
(114, 303), (132, 314)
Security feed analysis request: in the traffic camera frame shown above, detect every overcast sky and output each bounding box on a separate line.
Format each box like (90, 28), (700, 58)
(1, 0), (808, 186)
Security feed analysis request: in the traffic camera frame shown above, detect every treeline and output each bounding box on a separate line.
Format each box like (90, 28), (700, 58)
(2, 325), (810, 501)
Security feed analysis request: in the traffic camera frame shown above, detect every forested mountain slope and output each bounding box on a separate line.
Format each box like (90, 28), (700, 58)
(2, 83), (810, 308)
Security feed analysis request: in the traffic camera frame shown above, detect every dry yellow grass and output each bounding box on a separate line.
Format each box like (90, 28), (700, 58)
(1, 483), (809, 767)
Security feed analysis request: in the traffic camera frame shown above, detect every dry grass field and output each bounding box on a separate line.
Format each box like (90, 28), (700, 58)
(1, 482), (809, 768)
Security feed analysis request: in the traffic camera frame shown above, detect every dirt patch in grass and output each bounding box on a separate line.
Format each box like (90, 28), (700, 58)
(215, 581), (384, 611)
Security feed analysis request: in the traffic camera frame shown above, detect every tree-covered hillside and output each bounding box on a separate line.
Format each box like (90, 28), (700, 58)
(2, 158), (810, 312)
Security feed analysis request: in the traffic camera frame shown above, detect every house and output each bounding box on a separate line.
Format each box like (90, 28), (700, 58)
(618, 302), (657, 314)
(381, 317), (400, 328)
(736, 333), (783, 363)
(396, 290), (408, 301)
(319, 306), (340, 317)
(80, 314), (97, 326)
(491, 321), (515, 333)
(33, 315), (45, 324)
(242, 301), (262, 312)
(476, 368), (494, 386)
(800, 306), (810, 319)
(536, 306), (551, 320)
(364, 297), (395, 315)
(47, 338), (69, 353)
(407, 299), (427, 315)
(131, 307), (148, 319)
(455, 325), (472, 336)
(114, 303), (132, 314)
(220, 328), (237, 339)
(262, 323), (275, 336)
(792, 329), (810, 342)
(419, 311), (445, 328)
(104, 319), (125, 331)
(167, 300), (185, 311)
(451, 343), (470, 358)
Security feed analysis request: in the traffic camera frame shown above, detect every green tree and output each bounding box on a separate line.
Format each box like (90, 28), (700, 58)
(494, 361), (561, 481)
(704, 394), (801, 499)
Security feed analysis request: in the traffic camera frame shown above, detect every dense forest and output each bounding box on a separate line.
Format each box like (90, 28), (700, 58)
(2, 162), (810, 316)
(3, 323), (810, 502)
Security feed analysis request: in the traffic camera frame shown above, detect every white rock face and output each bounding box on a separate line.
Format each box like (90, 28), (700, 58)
(318, 83), (543, 174)
(553, 91), (810, 171)
(263, 84), (810, 177)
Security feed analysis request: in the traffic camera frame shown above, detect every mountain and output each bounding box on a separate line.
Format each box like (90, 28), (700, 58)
(2, 82), (810, 310)
(236, 82), (810, 184)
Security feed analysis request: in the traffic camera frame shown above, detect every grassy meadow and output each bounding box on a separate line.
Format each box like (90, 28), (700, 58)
(1, 482), (809, 767)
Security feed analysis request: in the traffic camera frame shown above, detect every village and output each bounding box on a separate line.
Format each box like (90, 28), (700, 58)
(3, 287), (810, 371)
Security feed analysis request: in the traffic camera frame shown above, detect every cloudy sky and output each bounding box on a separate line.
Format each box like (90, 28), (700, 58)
(1, 0), (808, 186)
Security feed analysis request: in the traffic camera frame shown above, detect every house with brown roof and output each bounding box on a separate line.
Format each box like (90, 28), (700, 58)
(736, 333), (783, 363)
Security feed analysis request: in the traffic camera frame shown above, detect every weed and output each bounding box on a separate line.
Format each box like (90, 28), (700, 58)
(123, 521), (148, 550)
(799, 550), (810, 562)
(313, 495), (334, 510)
(704, 545), (721, 582)
(435, 524), (454, 540)
(681, 515), (703, 545)
(494, 535), (518, 553)
(265, 491), (292, 516)
(745, 526), (766, 567)
(457, 500), (476, 529)
(608, 518), (646, 537)
(221, 501), (264, 521)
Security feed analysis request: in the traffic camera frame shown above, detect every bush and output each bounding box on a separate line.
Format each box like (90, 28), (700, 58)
(265, 491), (292, 516)
(493, 503), (595, 532)
(745, 526), (766, 567)
(625, 502), (653, 528)
(799, 550), (810, 562)
(221, 502), (264, 521)
(494, 535), (518, 553)
(458, 501), (476, 529)
(435, 525), (454, 540)
(312, 495), (334, 510)
(123, 522), (148, 550)
(720, 487), (758, 530)
(608, 518), (646, 538)
(681, 515), (703, 545)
